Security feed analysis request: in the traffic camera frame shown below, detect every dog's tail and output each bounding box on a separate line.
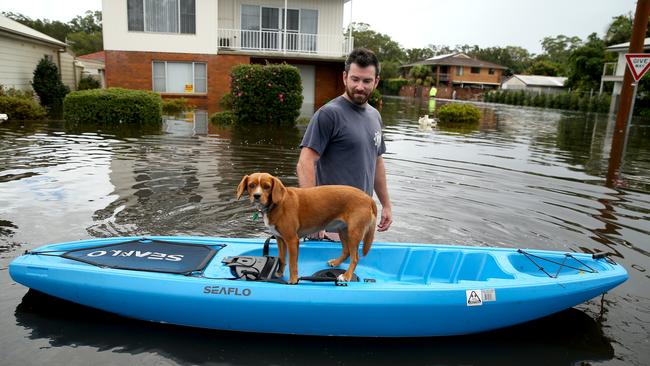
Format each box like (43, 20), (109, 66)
(362, 201), (378, 256)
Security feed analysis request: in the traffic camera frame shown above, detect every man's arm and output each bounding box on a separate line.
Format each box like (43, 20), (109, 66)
(297, 147), (320, 188)
(374, 156), (392, 232)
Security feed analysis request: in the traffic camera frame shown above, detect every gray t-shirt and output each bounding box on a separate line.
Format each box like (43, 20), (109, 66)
(300, 96), (386, 196)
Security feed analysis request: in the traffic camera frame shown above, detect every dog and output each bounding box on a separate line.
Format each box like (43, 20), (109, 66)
(236, 172), (377, 284)
(418, 115), (437, 130)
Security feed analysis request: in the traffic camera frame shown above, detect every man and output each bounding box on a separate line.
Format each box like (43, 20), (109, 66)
(297, 48), (392, 240)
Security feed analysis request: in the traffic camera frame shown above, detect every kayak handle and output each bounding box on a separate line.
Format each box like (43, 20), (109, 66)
(297, 276), (347, 286)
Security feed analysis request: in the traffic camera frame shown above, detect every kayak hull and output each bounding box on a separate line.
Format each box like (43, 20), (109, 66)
(9, 236), (628, 337)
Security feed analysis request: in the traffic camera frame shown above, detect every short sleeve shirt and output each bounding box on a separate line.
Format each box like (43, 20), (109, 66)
(300, 96), (386, 196)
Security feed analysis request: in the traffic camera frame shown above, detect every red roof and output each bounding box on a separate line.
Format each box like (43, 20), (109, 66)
(77, 50), (105, 62)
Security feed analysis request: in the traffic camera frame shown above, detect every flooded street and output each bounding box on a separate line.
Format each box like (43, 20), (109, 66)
(1, 97), (649, 365)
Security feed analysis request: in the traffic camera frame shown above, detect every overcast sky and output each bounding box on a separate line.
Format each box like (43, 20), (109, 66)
(2, 0), (639, 54)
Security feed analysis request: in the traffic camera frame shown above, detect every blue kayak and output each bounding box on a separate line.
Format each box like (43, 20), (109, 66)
(9, 236), (628, 337)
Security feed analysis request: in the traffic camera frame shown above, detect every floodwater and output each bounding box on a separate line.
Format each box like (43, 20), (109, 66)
(1, 97), (648, 366)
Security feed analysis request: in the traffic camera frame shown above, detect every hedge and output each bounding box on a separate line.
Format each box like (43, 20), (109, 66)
(437, 103), (481, 124)
(63, 88), (162, 125)
(0, 95), (47, 120)
(483, 90), (611, 113)
(230, 63), (302, 124)
(380, 78), (408, 95)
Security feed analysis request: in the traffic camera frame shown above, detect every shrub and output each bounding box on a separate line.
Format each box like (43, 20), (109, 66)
(219, 92), (234, 110)
(210, 111), (237, 126)
(380, 78), (408, 95)
(369, 89), (382, 109)
(230, 63), (303, 124)
(32, 57), (70, 115)
(437, 103), (481, 124)
(162, 98), (190, 115)
(0, 85), (35, 100)
(0, 95), (47, 120)
(78, 75), (101, 90)
(63, 88), (162, 125)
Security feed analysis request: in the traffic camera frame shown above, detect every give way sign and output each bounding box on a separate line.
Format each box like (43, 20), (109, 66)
(625, 53), (650, 81)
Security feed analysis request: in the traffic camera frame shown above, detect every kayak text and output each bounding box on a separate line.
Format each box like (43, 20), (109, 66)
(204, 286), (251, 296)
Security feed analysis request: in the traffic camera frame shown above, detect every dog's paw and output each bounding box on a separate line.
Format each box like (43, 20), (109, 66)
(336, 273), (350, 282)
(327, 259), (339, 267)
(275, 271), (284, 278)
(288, 276), (299, 285)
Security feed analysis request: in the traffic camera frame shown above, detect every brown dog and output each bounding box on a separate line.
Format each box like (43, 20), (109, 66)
(236, 172), (377, 284)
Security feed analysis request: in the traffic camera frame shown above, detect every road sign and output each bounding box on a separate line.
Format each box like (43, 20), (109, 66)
(625, 53), (650, 81)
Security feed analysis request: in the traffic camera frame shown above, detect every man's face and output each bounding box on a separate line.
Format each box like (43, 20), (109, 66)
(343, 63), (379, 105)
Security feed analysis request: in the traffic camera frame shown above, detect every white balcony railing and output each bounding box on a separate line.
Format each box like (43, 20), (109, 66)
(217, 29), (352, 57)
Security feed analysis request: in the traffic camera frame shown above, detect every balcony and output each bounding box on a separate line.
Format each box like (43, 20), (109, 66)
(601, 62), (622, 82)
(217, 29), (352, 58)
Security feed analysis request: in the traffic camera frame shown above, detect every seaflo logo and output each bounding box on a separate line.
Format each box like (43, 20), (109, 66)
(204, 286), (251, 296)
(86, 249), (184, 262)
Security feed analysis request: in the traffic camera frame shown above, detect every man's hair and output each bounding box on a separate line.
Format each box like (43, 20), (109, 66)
(345, 48), (380, 77)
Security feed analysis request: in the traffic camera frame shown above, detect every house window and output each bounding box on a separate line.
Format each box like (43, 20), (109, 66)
(128, 0), (196, 34)
(488, 68), (495, 75)
(471, 67), (480, 74)
(152, 61), (207, 93)
(456, 66), (464, 76)
(241, 5), (318, 52)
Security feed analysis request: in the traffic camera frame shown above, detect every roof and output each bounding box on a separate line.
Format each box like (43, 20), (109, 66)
(0, 14), (66, 48)
(506, 74), (567, 87)
(77, 51), (106, 63)
(606, 37), (650, 52)
(402, 52), (507, 70)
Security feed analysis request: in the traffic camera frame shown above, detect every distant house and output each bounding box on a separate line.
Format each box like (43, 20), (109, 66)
(402, 52), (507, 99)
(0, 14), (83, 92)
(101, 0), (354, 115)
(77, 51), (106, 88)
(501, 75), (568, 94)
(602, 37), (650, 113)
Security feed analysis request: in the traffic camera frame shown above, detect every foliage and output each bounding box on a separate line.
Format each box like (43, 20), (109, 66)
(437, 103), (481, 124)
(379, 60), (401, 79)
(32, 57), (70, 115)
(78, 75), (101, 90)
(2, 10), (103, 55)
(369, 89), (382, 109)
(210, 111), (237, 126)
(162, 98), (190, 115)
(408, 65), (431, 80)
(406, 48), (434, 64)
(0, 85), (35, 100)
(230, 63), (303, 124)
(379, 78), (408, 95)
(0, 96), (47, 120)
(348, 22), (406, 62)
(63, 88), (162, 125)
(484, 90), (611, 113)
(219, 93), (234, 111)
(526, 60), (562, 76)
(565, 33), (608, 91)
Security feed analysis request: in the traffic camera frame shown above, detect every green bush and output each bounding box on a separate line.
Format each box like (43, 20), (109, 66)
(369, 89), (382, 109)
(0, 95), (47, 120)
(219, 92), (234, 110)
(437, 103), (481, 124)
(162, 98), (190, 115)
(0, 85), (35, 100)
(63, 87), (162, 125)
(231, 63), (302, 124)
(32, 57), (70, 115)
(380, 78), (408, 95)
(78, 75), (101, 90)
(210, 111), (237, 126)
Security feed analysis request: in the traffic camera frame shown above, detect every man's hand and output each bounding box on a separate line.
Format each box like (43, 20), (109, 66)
(377, 205), (392, 232)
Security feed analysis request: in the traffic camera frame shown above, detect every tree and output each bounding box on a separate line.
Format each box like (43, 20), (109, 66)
(2, 12), (71, 42)
(526, 60), (561, 76)
(32, 57), (70, 115)
(348, 22), (406, 62)
(565, 33), (608, 91)
(604, 13), (634, 46)
(540, 35), (582, 74)
(405, 48), (434, 64)
(469, 46), (533, 75)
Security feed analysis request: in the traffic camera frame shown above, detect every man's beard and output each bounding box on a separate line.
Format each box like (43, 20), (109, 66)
(345, 86), (371, 105)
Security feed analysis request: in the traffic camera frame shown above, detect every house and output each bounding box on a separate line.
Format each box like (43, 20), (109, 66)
(501, 75), (568, 94)
(0, 14), (82, 92)
(401, 53), (507, 99)
(77, 51), (106, 88)
(601, 37), (650, 113)
(101, 0), (353, 115)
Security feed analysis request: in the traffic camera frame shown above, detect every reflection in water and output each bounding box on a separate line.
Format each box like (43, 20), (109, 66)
(14, 290), (613, 366)
(1, 99), (649, 365)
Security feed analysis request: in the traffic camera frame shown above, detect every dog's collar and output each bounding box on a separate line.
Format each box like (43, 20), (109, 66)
(258, 202), (276, 214)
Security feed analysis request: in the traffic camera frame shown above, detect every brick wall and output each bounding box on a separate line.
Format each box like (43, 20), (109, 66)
(105, 51), (250, 113)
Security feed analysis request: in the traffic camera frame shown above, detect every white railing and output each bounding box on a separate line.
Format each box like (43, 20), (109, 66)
(217, 29), (352, 57)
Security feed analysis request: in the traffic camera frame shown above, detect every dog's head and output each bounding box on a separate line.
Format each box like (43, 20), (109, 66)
(236, 172), (286, 208)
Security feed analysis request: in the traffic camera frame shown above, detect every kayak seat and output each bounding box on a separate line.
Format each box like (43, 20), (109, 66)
(222, 255), (281, 281)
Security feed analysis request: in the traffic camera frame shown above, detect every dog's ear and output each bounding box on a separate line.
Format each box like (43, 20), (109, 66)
(271, 176), (286, 205)
(236, 175), (249, 200)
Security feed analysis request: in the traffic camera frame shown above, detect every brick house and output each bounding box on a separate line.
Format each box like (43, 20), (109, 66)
(402, 53), (507, 100)
(101, 0), (353, 115)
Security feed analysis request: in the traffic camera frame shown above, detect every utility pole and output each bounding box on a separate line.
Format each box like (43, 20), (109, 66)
(607, 0), (650, 187)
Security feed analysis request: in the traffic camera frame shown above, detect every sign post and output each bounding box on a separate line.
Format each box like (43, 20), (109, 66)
(622, 53), (650, 148)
